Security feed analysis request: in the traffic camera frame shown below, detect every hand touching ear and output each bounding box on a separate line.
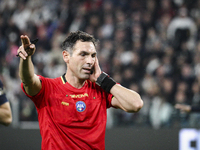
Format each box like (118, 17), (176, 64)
(89, 57), (101, 82)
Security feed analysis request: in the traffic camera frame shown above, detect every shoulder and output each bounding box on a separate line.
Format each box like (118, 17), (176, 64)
(38, 75), (62, 82)
(85, 80), (110, 97)
(86, 80), (101, 89)
(37, 75), (64, 89)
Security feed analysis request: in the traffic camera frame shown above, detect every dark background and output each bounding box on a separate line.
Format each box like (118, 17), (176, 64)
(0, 127), (178, 150)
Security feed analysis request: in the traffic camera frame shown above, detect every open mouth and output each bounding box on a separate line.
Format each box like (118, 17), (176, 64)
(82, 68), (91, 73)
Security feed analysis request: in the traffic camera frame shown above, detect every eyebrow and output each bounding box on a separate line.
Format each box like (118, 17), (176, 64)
(79, 51), (97, 55)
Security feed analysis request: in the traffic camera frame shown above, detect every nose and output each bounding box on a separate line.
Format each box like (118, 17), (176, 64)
(86, 55), (95, 66)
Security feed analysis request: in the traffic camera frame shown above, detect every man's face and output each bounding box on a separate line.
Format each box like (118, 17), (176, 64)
(68, 40), (97, 80)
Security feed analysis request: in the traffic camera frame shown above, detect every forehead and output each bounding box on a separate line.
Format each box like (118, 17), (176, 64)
(73, 40), (96, 53)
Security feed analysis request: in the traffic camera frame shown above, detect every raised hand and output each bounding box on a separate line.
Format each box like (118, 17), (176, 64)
(89, 57), (102, 82)
(17, 35), (37, 60)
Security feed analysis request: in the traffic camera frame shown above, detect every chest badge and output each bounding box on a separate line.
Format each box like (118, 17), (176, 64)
(76, 101), (86, 112)
(61, 101), (69, 106)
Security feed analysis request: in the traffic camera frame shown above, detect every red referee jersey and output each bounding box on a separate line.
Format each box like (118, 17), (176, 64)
(21, 74), (113, 150)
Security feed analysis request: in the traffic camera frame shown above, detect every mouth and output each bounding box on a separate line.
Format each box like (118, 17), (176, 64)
(82, 68), (92, 74)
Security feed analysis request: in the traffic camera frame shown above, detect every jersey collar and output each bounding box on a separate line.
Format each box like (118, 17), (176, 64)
(60, 73), (88, 86)
(61, 73), (67, 84)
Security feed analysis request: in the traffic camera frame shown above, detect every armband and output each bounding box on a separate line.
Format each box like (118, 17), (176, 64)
(96, 72), (116, 93)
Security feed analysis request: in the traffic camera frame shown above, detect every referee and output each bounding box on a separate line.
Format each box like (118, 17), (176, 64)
(17, 31), (143, 150)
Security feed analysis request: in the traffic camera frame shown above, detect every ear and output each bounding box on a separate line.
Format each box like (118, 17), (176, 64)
(62, 50), (70, 63)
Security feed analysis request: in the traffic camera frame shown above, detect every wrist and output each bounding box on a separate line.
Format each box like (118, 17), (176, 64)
(96, 72), (108, 86)
(96, 72), (116, 93)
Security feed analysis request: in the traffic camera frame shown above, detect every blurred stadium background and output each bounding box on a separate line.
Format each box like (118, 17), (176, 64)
(1, 0), (200, 149)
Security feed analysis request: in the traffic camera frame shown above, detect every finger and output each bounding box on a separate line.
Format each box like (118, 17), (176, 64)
(95, 57), (99, 65)
(17, 46), (28, 60)
(18, 53), (27, 60)
(94, 57), (99, 69)
(25, 44), (35, 54)
(16, 51), (22, 57)
(29, 44), (35, 49)
(18, 52), (27, 60)
(21, 35), (31, 47)
(94, 57), (101, 73)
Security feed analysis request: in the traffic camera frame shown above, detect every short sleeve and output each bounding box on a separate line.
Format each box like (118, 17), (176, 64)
(106, 93), (114, 108)
(21, 75), (46, 108)
(105, 83), (120, 108)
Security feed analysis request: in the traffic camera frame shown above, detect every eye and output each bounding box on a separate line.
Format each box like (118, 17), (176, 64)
(80, 52), (86, 56)
(92, 53), (96, 58)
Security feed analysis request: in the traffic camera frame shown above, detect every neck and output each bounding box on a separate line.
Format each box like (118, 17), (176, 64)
(64, 73), (86, 89)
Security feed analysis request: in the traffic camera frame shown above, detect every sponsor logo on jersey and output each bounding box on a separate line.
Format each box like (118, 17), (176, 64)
(70, 93), (88, 98)
(61, 101), (69, 106)
(76, 101), (86, 112)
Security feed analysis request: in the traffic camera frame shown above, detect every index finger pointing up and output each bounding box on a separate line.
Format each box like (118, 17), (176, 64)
(21, 35), (31, 47)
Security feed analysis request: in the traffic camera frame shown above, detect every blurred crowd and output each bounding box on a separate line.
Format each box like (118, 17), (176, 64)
(1, 0), (200, 129)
